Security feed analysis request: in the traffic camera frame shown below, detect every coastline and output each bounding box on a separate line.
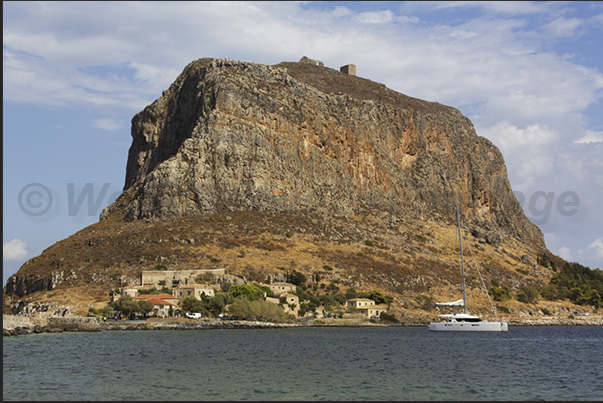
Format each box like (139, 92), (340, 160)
(4, 314), (602, 337)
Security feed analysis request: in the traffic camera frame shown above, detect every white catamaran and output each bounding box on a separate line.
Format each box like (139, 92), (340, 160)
(428, 205), (508, 332)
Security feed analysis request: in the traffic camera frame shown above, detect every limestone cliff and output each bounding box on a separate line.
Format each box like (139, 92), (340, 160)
(5, 57), (555, 316)
(103, 58), (544, 248)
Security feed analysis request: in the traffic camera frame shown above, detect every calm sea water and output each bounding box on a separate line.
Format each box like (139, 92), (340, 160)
(3, 326), (603, 401)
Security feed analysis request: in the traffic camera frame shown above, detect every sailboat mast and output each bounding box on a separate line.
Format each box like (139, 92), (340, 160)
(457, 204), (468, 314)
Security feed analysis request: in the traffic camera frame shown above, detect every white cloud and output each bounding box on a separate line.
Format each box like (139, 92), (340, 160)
(3, 239), (28, 261)
(579, 237), (603, 262)
(478, 122), (558, 190)
(93, 118), (125, 131)
(543, 17), (583, 38)
(557, 246), (572, 261)
(352, 10), (394, 24)
(482, 121), (557, 152)
(406, 1), (571, 17)
(574, 130), (603, 144)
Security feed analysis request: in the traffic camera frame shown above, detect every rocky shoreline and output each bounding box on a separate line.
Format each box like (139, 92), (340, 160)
(4, 314), (602, 337)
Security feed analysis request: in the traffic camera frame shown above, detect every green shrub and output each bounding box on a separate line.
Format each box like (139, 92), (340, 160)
(138, 287), (162, 295)
(537, 253), (550, 268)
(414, 294), (434, 311)
(229, 284), (265, 300)
(287, 270), (307, 286)
(97, 306), (113, 316)
(516, 285), (540, 304)
(380, 312), (399, 323)
(181, 296), (205, 313)
(489, 285), (512, 301)
(360, 290), (394, 307)
(195, 272), (215, 283)
(364, 240), (374, 247)
(496, 305), (510, 314)
(540, 284), (567, 301)
(226, 298), (293, 322)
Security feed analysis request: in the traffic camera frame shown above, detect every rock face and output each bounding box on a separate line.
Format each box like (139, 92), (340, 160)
(103, 57), (544, 248)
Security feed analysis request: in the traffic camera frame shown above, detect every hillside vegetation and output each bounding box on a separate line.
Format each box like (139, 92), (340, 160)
(7, 208), (597, 320)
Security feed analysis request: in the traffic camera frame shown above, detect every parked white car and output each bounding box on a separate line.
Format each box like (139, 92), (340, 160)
(186, 312), (202, 319)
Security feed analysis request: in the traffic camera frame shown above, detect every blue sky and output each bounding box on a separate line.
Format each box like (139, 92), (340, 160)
(3, 1), (603, 286)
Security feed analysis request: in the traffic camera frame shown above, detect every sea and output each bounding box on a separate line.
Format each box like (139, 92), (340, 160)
(3, 325), (602, 401)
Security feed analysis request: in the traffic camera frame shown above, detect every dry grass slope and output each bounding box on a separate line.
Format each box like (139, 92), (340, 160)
(6, 208), (573, 320)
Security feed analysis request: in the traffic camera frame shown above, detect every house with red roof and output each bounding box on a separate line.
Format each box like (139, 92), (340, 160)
(134, 294), (177, 317)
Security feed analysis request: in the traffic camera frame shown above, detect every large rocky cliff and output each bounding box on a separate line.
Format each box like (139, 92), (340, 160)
(103, 57), (544, 248)
(6, 57), (558, 318)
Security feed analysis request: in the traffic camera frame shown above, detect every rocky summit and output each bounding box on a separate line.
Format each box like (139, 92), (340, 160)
(107, 57), (543, 247)
(5, 57), (570, 319)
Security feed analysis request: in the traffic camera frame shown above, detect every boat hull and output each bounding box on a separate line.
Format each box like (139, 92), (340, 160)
(428, 321), (508, 332)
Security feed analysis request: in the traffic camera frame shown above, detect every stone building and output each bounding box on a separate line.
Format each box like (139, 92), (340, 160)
(340, 64), (356, 76)
(357, 304), (389, 318)
(268, 282), (297, 295)
(120, 286), (141, 298)
(141, 269), (225, 289)
(175, 284), (215, 300)
(265, 292), (299, 315)
(346, 298), (375, 309)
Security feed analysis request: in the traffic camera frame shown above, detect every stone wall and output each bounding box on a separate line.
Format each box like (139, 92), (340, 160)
(141, 269), (225, 288)
(3, 314), (100, 336)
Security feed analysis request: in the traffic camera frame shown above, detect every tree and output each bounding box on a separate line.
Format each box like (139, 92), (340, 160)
(257, 285), (274, 297)
(332, 293), (347, 305)
(570, 285), (601, 308)
(345, 287), (357, 300)
(359, 290), (393, 306)
(549, 261), (603, 306)
(111, 295), (139, 316)
(181, 296), (204, 313)
(540, 284), (567, 301)
(93, 306), (113, 318)
(137, 300), (154, 317)
(227, 298), (293, 323)
(489, 285), (512, 302)
(229, 284), (265, 300)
(206, 293), (232, 317)
(516, 286), (540, 304)
(288, 270), (307, 286)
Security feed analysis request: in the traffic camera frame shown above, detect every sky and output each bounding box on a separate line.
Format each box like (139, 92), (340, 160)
(3, 1), (603, 286)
